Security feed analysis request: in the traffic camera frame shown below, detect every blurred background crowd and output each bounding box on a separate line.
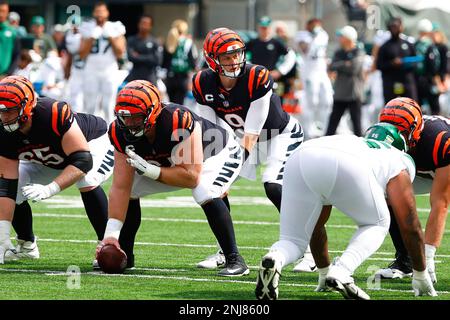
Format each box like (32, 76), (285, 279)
(1, 0), (449, 139)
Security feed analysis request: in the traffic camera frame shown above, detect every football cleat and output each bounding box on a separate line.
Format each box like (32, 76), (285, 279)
(325, 258), (370, 300)
(218, 253), (249, 277)
(5, 238), (40, 261)
(0, 242), (19, 264)
(197, 250), (226, 269)
(255, 254), (282, 300)
(375, 257), (413, 279)
(293, 251), (317, 273)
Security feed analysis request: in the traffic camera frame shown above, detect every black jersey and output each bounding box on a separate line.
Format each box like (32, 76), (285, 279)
(246, 38), (289, 71)
(410, 115), (450, 179)
(192, 63), (289, 138)
(0, 96), (107, 169)
(108, 103), (229, 167)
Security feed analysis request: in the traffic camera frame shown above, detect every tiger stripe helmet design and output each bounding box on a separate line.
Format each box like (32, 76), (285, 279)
(114, 80), (162, 141)
(379, 97), (424, 148)
(203, 27), (246, 78)
(0, 75), (37, 132)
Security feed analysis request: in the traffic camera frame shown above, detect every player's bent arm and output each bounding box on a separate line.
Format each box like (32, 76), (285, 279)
(109, 35), (126, 59)
(159, 123), (203, 189)
(55, 121), (91, 191)
(425, 165), (450, 247)
(0, 156), (19, 221)
(109, 150), (135, 224)
(387, 170), (426, 272)
(241, 90), (272, 155)
(79, 38), (94, 60)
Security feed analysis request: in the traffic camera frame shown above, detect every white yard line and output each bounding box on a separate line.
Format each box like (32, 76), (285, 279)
(0, 267), (448, 295)
(18, 237), (450, 259)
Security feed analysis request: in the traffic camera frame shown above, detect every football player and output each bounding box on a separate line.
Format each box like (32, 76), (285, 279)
(375, 97), (449, 283)
(192, 28), (310, 271)
(0, 75), (114, 265)
(256, 123), (436, 300)
(96, 80), (249, 276)
(79, 2), (126, 123)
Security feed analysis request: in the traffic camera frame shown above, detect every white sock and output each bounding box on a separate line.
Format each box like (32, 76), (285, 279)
(425, 244), (436, 259)
(0, 220), (12, 245)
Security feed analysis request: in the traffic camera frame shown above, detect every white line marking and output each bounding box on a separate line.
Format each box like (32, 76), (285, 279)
(33, 212), (450, 237)
(20, 237), (450, 259)
(0, 268), (448, 295)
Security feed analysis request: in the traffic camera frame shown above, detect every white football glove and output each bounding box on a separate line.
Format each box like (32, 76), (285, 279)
(426, 256), (437, 284)
(125, 146), (161, 180)
(22, 182), (61, 203)
(412, 270), (438, 297)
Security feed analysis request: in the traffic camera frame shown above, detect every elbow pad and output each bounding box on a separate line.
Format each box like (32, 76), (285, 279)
(0, 177), (18, 201)
(67, 150), (93, 174)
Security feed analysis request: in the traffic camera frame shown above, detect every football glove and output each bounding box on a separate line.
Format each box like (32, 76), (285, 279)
(125, 146), (161, 180)
(412, 270), (438, 297)
(22, 182), (61, 203)
(426, 256), (437, 284)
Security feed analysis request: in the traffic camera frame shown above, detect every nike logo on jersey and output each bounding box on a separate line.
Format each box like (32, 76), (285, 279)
(264, 80), (271, 89)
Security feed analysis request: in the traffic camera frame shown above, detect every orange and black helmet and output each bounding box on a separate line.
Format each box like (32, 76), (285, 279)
(379, 97), (424, 148)
(0, 75), (36, 132)
(203, 28), (246, 78)
(114, 80), (162, 140)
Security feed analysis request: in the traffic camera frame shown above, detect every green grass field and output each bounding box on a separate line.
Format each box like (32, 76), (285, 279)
(0, 170), (449, 300)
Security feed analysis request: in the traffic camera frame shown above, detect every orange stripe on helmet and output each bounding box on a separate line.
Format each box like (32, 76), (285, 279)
(248, 66), (258, 98)
(111, 121), (123, 153)
(51, 102), (60, 136)
(433, 131), (446, 166)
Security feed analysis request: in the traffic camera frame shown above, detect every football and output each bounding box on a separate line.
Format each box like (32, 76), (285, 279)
(97, 244), (128, 274)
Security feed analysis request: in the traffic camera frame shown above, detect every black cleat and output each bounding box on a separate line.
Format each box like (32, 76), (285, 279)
(218, 253), (250, 277)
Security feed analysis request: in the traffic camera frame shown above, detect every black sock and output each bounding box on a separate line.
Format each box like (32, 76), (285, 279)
(389, 207), (410, 261)
(201, 198), (238, 256)
(119, 199), (141, 267)
(12, 201), (35, 242)
(264, 182), (282, 213)
(222, 195), (231, 213)
(80, 186), (108, 241)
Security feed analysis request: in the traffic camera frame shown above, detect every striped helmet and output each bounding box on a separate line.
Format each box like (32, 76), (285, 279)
(379, 97), (424, 148)
(203, 28), (246, 78)
(0, 75), (36, 132)
(114, 80), (162, 140)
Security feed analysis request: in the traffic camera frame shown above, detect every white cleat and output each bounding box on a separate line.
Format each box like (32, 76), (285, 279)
(255, 254), (282, 300)
(293, 252), (317, 273)
(325, 258), (370, 300)
(196, 250), (226, 269)
(0, 242), (19, 264)
(5, 238), (40, 261)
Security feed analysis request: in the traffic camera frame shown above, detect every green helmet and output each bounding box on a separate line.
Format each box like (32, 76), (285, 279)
(364, 122), (408, 151)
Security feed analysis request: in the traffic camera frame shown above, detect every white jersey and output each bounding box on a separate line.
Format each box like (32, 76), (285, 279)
(65, 30), (85, 70)
(80, 20), (123, 71)
(300, 135), (416, 187)
(302, 29), (328, 77)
